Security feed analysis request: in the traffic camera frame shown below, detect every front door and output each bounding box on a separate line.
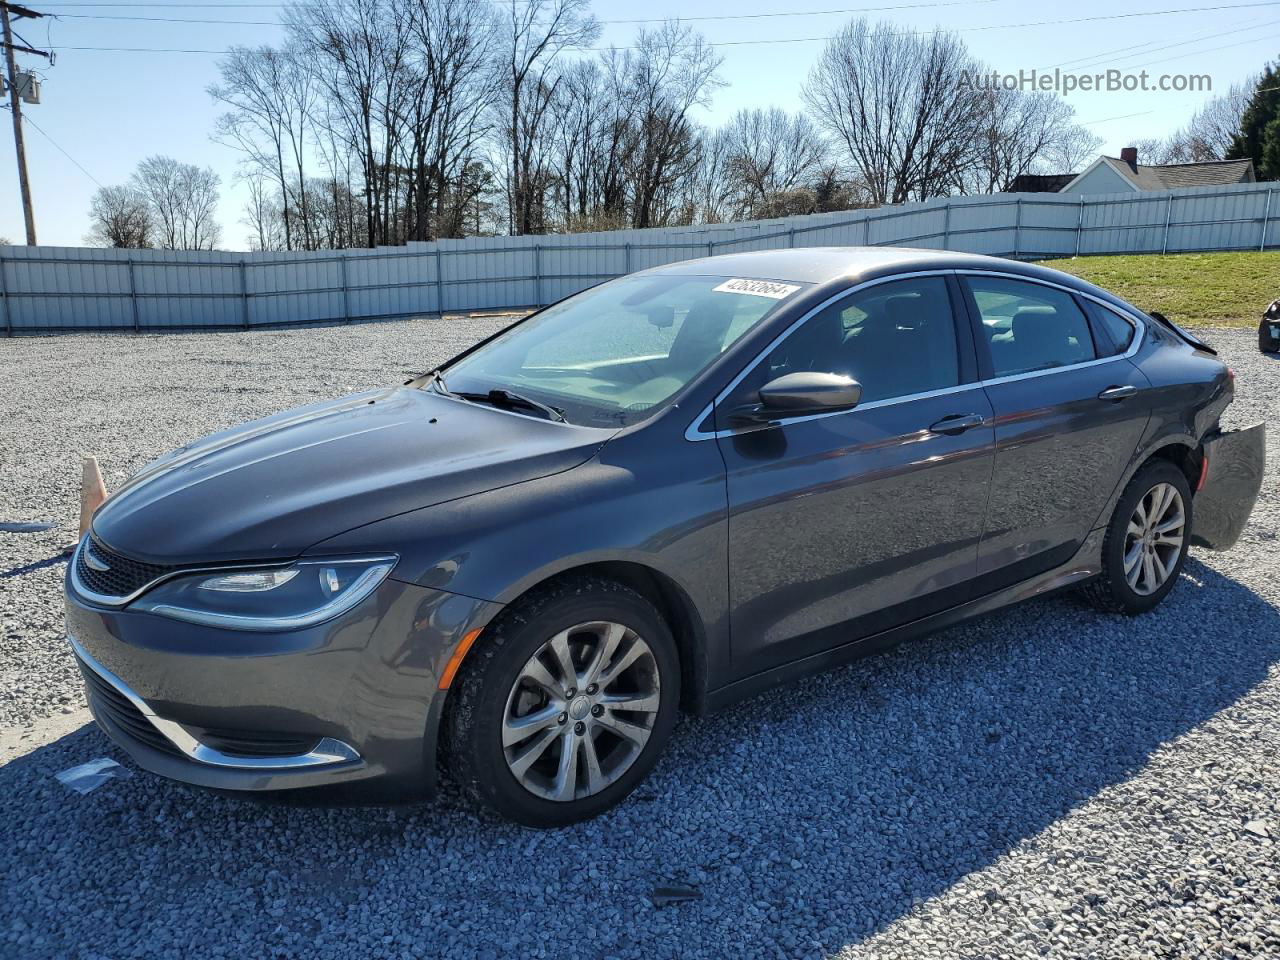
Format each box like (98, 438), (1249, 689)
(715, 274), (996, 677)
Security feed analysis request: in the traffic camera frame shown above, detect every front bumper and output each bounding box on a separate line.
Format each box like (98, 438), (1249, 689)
(1192, 423), (1266, 551)
(66, 573), (502, 800)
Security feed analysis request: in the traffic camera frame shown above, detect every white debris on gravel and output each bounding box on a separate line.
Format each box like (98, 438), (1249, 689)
(1, 322), (1277, 960)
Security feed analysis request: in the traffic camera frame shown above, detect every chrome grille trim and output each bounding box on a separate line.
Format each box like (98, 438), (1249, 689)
(71, 537), (177, 607)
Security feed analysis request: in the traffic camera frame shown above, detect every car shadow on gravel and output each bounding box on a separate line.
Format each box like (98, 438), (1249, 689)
(2, 558), (1277, 960)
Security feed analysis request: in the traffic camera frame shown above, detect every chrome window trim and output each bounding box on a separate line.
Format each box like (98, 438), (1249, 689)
(70, 635), (361, 771)
(684, 268), (1146, 442)
(955, 270), (1145, 383)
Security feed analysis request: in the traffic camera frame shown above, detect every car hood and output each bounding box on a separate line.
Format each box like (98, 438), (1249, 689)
(91, 386), (614, 566)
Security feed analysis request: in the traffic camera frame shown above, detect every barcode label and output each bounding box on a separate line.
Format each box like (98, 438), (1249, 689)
(712, 278), (802, 300)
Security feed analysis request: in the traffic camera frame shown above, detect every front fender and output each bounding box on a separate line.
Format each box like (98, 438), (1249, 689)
(306, 438), (732, 683)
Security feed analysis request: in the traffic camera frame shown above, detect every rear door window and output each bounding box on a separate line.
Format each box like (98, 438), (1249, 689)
(963, 276), (1096, 377)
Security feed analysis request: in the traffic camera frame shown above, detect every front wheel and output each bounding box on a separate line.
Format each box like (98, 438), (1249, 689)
(444, 577), (680, 827)
(1082, 460), (1193, 615)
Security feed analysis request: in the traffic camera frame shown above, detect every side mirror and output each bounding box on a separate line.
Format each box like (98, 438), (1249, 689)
(729, 371), (862, 424)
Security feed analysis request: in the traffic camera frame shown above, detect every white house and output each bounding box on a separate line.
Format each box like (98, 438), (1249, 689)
(1058, 147), (1256, 195)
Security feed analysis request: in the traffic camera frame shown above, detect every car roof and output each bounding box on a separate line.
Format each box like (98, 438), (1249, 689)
(648, 246), (1099, 295)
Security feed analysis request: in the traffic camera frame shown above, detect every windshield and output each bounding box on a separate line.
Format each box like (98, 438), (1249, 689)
(439, 274), (808, 426)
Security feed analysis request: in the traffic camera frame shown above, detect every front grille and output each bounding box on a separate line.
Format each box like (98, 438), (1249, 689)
(78, 659), (181, 758)
(195, 728), (320, 758)
(75, 537), (176, 600)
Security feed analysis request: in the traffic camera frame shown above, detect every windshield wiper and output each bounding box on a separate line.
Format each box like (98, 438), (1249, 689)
(451, 388), (566, 423)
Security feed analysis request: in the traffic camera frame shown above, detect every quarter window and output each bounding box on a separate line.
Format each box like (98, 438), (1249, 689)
(733, 276), (961, 406)
(1083, 300), (1137, 356)
(964, 276), (1097, 377)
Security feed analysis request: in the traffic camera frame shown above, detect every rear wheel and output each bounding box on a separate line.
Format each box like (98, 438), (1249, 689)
(1082, 460), (1192, 615)
(444, 577), (679, 827)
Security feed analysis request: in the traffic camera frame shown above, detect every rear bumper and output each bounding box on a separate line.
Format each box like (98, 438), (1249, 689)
(65, 573), (502, 801)
(1192, 423), (1266, 551)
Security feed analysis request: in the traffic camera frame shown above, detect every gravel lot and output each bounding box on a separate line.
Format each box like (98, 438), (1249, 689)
(1, 322), (1277, 960)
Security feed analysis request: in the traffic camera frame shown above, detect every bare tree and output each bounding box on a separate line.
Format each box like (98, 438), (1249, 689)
(1043, 123), (1103, 175)
(241, 174), (287, 251)
(287, 0), (416, 246)
(86, 185), (152, 248)
(498, 0), (599, 234)
(1160, 79), (1258, 163)
(721, 108), (828, 218)
(683, 125), (736, 223)
(549, 56), (633, 230)
(624, 22), (724, 228)
(404, 0), (497, 240)
(804, 19), (986, 204)
(966, 89), (1100, 192)
(131, 156), (222, 250)
(210, 45), (316, 250)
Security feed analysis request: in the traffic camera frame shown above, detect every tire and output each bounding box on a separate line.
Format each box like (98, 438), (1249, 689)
(444, 576), (680, 827)
(1081, 460), (1193, 615)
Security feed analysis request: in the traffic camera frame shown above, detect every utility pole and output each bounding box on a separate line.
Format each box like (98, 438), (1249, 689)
(1, 2), (49, 246)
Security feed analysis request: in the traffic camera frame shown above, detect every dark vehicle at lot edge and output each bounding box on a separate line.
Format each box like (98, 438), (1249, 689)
(66, 248), (1265, 826)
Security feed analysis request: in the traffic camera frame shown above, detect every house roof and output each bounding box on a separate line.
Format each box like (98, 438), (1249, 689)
(1078, 156), (1256, 192)
(1010, 173), (1078, 193)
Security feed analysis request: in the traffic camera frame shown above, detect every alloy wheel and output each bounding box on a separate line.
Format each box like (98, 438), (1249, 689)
(1123, 481), (1186, 596)
(501, 621), (661, 802)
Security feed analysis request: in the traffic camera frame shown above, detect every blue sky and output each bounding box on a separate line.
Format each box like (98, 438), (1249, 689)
(0, 0), (1273, 248)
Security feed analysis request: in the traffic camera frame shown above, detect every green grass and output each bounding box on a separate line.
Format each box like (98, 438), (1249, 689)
(1037, 251), (1280, 329)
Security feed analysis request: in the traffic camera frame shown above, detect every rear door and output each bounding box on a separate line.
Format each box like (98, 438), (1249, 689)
(715, 274), (996, 676)
(959, 272), (1152, 586)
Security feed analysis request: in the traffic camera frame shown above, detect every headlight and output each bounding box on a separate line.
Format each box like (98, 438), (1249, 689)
(131, 556), (397, 631)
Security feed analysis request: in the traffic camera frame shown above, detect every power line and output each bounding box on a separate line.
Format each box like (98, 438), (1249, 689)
(37, 2), (284, 6)
(1126, 27), (1280, 70)
(591, 3), (1280, 50)
(30, 0), (1280, 39)
(19, 109), (104, 187)
(50, 0), (1006, 26)
(1052, 18), (1267, 70)
(56, 12), (278, 23)
(1078, 110), (1158, 125)
(607, 0), (1002, 23)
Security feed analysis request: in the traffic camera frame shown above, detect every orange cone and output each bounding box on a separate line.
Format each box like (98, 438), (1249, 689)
(78, 456), (108, 539)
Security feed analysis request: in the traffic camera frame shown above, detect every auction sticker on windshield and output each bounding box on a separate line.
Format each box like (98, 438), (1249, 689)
(712, 278), (802, 299)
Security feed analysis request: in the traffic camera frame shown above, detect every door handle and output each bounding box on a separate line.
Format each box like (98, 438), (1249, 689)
(1098, 384), (1137, 401)
(929, 413), (986, 435)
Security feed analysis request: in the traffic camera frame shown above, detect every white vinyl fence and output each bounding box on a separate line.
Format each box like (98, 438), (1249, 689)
(2, 181), (1276, 334)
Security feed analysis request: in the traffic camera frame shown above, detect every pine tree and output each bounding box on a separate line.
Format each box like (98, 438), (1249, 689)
(1226, 63), (1280, 179)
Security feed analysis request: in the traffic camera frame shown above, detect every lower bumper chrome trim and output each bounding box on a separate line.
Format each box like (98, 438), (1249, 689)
(69, 635), (361, 771)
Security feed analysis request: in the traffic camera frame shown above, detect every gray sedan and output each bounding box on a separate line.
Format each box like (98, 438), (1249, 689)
(65, 248), (1264, 826)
